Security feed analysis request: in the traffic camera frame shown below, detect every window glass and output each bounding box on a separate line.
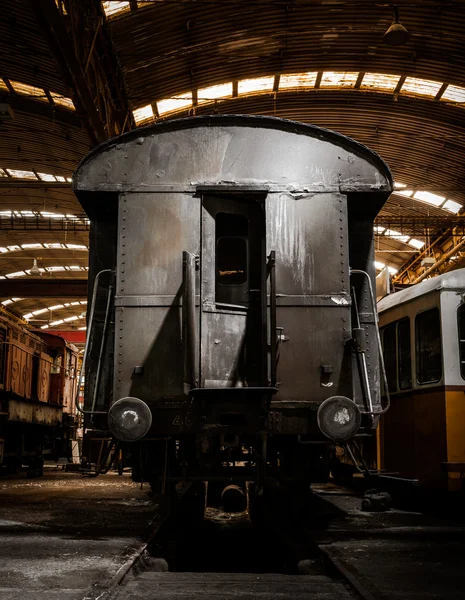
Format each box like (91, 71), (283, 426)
(216, 213), (248, 287)
(416, 308), (442, 384)
(382, 323), (397, 393)
(397, 318), (412, 390)
(458, 304), (465, 380)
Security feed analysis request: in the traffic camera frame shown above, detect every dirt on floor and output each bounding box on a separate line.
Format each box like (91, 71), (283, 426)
(0, 468), (157, 536)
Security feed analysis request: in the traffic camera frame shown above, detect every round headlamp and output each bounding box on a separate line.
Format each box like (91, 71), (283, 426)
(317, 396), (361, 442)
(108, 396), (152, 442)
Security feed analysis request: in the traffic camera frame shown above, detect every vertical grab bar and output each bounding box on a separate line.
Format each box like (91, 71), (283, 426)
(350, 285), (373, 414)
(90, 280), (114, 414)
(350, 268), (391, 415)
(183, 251), (198, 389)
(268, 251), (277, 387)
(74, 268), (114, 415)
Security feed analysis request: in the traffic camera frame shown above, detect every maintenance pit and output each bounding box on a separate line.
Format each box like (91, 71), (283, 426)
(0, 469), (158, 599)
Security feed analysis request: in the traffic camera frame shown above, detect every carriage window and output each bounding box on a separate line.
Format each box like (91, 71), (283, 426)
(216, 213), (248, 286)
(416, 308), (442, 384)
(458, 305), (465, 380)
(382, 323), (397, 393)
(397, 318), (412, 390)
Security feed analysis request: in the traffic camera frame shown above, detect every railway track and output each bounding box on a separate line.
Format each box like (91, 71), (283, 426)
(82, 485), (371, 600)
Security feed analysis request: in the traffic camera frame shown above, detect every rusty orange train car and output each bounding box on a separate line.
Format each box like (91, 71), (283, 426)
(0, 311), (79, 474)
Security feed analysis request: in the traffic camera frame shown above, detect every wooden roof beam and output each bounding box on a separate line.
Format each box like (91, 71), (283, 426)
(28, 0), (107, 145)
(0, 279), (87, 298)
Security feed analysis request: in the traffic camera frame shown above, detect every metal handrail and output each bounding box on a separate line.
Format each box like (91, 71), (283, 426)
(268, 251), (277, 388)
(350, 268), (391, 415)
(74, 269), (114, 415)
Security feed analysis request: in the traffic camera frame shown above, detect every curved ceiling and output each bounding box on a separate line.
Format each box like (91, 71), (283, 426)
(0, 0), (464, 326)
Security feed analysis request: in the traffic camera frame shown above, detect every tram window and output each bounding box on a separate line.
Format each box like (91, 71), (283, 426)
(458, 304), (465, 380)
(397, 318), (412, 390)
(416, 308), (442, 384)
(382, 323), (397, 393)
(216, 213), (248, 286)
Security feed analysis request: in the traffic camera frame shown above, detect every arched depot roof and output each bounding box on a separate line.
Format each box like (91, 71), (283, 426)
(1, 0), (465, 329)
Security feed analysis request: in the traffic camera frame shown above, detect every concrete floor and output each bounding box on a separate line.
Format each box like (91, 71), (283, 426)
(0, 469), (158, 599)
(313, 484), (465, 600)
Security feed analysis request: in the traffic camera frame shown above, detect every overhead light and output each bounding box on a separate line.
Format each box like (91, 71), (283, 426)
(0, 103), (14, 120)
(383, 7), (410, 46)
(30, 258), (41, 276)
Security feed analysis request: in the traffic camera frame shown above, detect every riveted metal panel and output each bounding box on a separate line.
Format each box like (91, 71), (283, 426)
(114, 305), (187, 403)
(117, 192), (200, 297)
(267, 192), (349, 296)
(273, 305), (352, 403)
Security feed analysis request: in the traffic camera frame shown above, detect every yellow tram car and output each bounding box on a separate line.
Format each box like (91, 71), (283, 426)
(378, 268), (465, 491)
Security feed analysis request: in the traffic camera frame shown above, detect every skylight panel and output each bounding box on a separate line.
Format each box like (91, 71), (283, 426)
(64, 316), (79, 322)
(6, 271), (27, 278)
(197, 83), (233, 103)
(78, 326), (87, 331)
(6, 169), (38, 180)
(0, 80), (8, 92)
(401, 77), (442, 97)
(37, 173), (56, 182)
(413, 190), (445, 206)
(361, 73), (400, 91)
(374, 261), (385, 270)
(388, 266), (398, 274)
(441, 85), (465, 104)
(44, 243), (65, 249)
(50, 93), (75, 110)
(132, 104), (154, 124)
(50, 320), (64, 326)
(9, 80), (45, 99)
(55, 175), (66, 182)
(374, 226), (385, 234)
(66, 177), (72, 183)
(238, 76), (274, 95)
(49, 304), (64, 311)
(408, 238), (425, 249)
(397, 189), (414, 197)
(394, 182), (407, 189)
(23, 314), (33, 320)
(279, 72), (318, 90)
(21, 244), (43, 249)
(443, 199), (462, 214)
(102, 1), (130, 18)
(385, 229), (410, 243)
(320, 72), (358, 88)
(157, 93), (193, 116)
(0, 169), (8, 178)
(66, 244), (87, 250)
(46, 266), (66, 272)
(41, 212), (65, 218)
(33, 309), (48, 316)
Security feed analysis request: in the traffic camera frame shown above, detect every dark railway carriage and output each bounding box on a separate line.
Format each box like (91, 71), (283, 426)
(73, 115), (392, 502)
